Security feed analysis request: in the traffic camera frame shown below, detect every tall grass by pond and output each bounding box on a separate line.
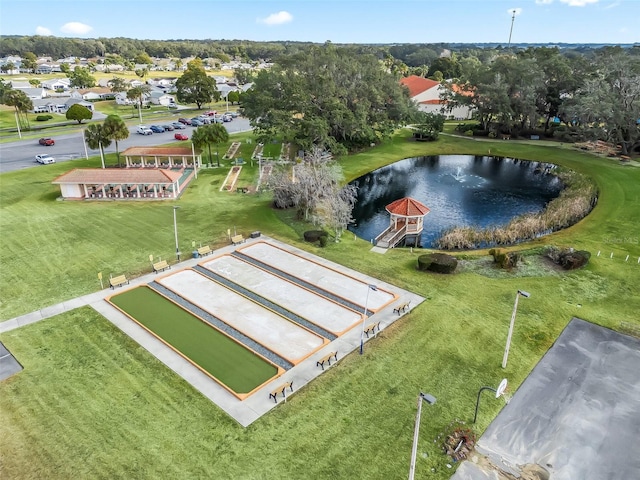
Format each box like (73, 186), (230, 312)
(436, 169), (598, 250)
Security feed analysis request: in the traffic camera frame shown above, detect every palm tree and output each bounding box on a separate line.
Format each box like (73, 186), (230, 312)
(84, 123), (112, 169)
(127, 85), (151, 122)
(3, 89), (33, 131)
(191, 123), (229, 167)
(102, 115), (129, 167)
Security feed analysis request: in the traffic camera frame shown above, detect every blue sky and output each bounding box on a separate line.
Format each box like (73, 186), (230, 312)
(1, 0), (637, 45)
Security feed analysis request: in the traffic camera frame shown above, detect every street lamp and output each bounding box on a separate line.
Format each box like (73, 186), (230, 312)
(409, 392), (437, 480)
(501, 290), (530, 369)
(360, 284), (378, 355)
(172, 206), (181, 262)
(473, 378), (508, 424)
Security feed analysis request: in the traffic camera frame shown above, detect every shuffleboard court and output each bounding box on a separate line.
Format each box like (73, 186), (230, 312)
(109, 286), (278, 395)
(237, 242), (396, 311)
(158, 270), (325, 363)
(202, 255), (362, 335)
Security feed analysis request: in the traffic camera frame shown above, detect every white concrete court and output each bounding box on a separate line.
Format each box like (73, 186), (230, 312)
(237, 241), (398, 312)
(201, 254), (362, 335)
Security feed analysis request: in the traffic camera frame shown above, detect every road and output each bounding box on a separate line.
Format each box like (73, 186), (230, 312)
(0, 117), (252, 173)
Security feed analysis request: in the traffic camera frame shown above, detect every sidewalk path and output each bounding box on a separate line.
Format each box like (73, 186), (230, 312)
(0, 236), (425, 427)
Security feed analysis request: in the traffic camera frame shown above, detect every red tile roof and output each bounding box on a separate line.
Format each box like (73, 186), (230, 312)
(52, 168), (183, 184)
(420, 99), (442, 105)
(386, 197), (430, 217)
(400, 75), (440, 97)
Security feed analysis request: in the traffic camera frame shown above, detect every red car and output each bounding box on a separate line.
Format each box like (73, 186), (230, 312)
(174, 133), (189, 141)
(39, 137), (55, 146)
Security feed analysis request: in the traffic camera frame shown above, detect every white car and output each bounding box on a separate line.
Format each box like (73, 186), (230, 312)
(35, 154), (55, 164)
(136, 125), (153, 135)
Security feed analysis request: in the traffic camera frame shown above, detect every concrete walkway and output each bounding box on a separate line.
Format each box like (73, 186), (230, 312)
(0, 236), (424, 427)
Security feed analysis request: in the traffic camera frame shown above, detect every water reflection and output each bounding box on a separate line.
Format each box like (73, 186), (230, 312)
(348, 155), (562, 247)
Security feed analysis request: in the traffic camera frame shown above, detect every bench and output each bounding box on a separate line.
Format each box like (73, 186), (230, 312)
(364, 321), (381, 338)
(268, 380), (294, 403)
(109, 274), (129, 289)
(316, 351), (338, 370)
(231, 234), (245, 245)
(393, 301), (411, 315)
(152, 260), (171, 273)
(197, 245), (212, 257)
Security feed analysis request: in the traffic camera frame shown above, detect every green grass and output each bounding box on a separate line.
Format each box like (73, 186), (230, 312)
(1, 129), (639, 479)
(109, 286), (278, 393)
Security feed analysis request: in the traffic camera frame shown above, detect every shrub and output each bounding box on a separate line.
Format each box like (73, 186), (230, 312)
(546, 247), (590, 270)
(489, 248), (522, 269)
(303, 230), (328, 246)
(472, 129), (489, 137)
(417, 253), (458, 274)
(35, 115), (53, 121)
(464, 129), (474, 136)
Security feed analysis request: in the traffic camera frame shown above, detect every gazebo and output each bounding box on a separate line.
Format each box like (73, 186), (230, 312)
(374, 197), (430, 248)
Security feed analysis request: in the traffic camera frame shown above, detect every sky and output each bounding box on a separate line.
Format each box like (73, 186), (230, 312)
(1, 0), (638, 45)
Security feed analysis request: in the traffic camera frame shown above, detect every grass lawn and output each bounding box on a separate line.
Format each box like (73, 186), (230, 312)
(109, 286), (278, 394)
(1, 130), (639, 479)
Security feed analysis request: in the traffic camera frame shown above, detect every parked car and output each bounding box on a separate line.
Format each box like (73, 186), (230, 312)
(39, 137), (55, 146)
(167, 102), (178, 109)
(35, 154), (55, 164)
(136, 125), (153, 135)
(205, 110), (217, 116)
(171, 122), (186, 129)
(229, 111), (240, 118)
(223, 114), (232, 122)
(178, 118), (192, 125)
(150, 125), (165, 133)
(190, 118), (203, 126)
(162, 124), (174, 131)
(174, 133), (189, 141)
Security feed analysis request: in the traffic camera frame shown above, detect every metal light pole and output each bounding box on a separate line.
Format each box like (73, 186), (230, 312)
(473, 378), (508, 424)
(409, 392), (436, 480)
(172, 206), (181, 262)
(360, 284), (378, 355)
(507, 9), (517, 48)
(502, 290), (530, 368)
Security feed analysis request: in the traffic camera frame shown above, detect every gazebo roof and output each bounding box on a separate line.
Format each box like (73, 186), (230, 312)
(385, 197), (430, 217)
(52, 168), (183, 185)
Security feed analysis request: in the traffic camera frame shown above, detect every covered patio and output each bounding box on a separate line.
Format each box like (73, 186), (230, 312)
(121, 146), (202, 169)
(52, 168), (192, 200)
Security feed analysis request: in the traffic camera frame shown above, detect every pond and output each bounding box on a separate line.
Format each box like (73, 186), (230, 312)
(348, 155), (563, 248)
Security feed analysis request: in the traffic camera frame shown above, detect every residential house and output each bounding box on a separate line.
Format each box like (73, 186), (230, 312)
(149, 89), (175, 106)
(42, 78), (71, 91)
(64, 98), (94, 112)
(74, 87), (115, 101)
(14, 87), (46, 100)
(400, 75), (473, 120)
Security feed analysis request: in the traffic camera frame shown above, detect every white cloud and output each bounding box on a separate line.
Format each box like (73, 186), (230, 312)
(35, 26), (52, 35)
(604, 1), (620, 9)
(257, 11), (293, 26)
(507, 7), (523, 16)
(535, 0), (554, 4)
(559, 0), (599, 6)
(60, 22), (93, 35)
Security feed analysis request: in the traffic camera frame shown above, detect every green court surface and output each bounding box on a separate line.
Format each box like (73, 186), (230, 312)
(109, 286), (278, 394)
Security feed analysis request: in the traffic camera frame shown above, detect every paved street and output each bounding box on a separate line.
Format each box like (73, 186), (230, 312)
(0, 116), (252, 173)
